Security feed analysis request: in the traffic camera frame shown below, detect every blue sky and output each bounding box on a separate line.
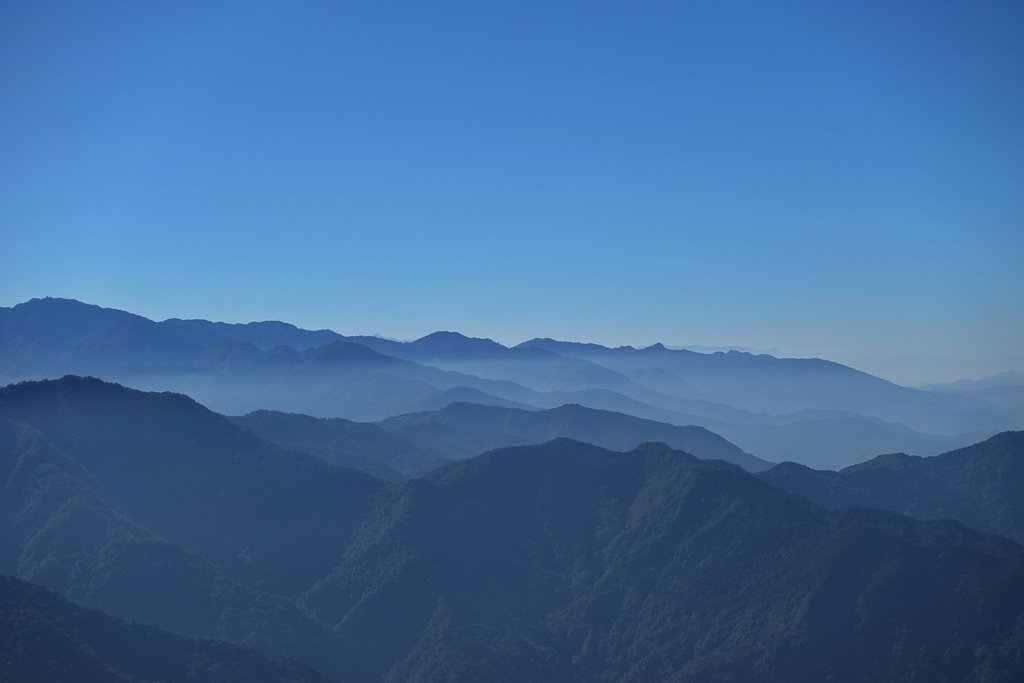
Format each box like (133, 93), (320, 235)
(2, 1), (1022, 383)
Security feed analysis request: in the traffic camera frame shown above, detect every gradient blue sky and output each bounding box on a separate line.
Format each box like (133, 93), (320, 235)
(2, 1), (1022, 383)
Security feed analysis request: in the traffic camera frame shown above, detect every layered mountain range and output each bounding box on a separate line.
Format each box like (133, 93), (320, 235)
(2, 297), (1020, 469)
(1, 376), (1023, 681)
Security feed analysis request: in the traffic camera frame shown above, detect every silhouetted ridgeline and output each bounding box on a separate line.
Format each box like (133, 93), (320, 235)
(376, 401), (771, 471)
(1, 377), (1022, 681)
(230, 409), (452, 481)
(234, 402), (769, 477)
(760, 430), (1024, 543)
(2, 297), (1020, 468)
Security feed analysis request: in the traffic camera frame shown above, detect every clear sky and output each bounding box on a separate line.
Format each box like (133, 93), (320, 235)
(2, 1), (1022, 384)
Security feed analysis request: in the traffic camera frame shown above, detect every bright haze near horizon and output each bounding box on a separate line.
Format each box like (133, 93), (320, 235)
(2, 2), (1022, 385)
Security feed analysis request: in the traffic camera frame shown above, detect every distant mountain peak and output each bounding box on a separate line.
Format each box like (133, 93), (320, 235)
(301, 339), (391, 363)
(418, 330), (469, 341)
(515, 337), (613, 352)
(11, 296), (132, 317)
(410, 330), (508, 357)
(416, 330), (501, 345)
(18, 296), (95, 308)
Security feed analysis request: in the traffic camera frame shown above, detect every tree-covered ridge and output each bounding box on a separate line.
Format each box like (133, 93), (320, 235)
(377, 401), (770, 471)
(231, 410), (452, 481)
(760, 431), (1024, 543)
(305, 440), (1024, 681)
(0, 377), (375, 680)
(0, 575), (338, 682)
(1, 376), (1022, 681)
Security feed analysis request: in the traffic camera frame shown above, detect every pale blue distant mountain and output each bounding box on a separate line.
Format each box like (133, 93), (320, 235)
(669, 344), (781, 355)
(1, 298), (1016, 466)
(922, 371), (1024, 391)
(164, 317), (345, 350)
(708, 415), (983, 470)
(517, 338), (1012, 436)
(377, 402), (771, 472)
(920, 372), (1024, 425)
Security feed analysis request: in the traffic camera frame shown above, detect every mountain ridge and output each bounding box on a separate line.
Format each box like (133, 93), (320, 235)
(1, 376), (1022, 681)
(1, 297), (1016, 467)
(760, 431), (1024, 543)
(377, 401), (772, 472)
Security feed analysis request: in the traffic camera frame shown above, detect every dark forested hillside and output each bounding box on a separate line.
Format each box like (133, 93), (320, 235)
(0, 576), (337, 683)
(760, 431), (1024, 543)
(1, 377), (1022, 681)
(0, 376), (381, 595)
(303, 440), (1024, 682)
(0, 377), (377, 679)
(0, 416), (358, 674)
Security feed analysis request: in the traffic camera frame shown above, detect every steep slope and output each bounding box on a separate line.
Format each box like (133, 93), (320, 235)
(0, 376), (382, 595)
(378, 402), (772, 471)
(231, 410), (452, 480)
(0, 576), (336, 683)
(303, 439), (1024, 682)
(0, 382), (374, 678)
(760, 431), (1024, 543)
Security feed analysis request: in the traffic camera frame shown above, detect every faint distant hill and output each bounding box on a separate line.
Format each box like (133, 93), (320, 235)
(517, 338), (1013, 436)
(352, 330), (660, 396)
(231, 410), (452, 480)
(669, 344), (781, 355)
(378, 402), (773, 472)
(1, 298), (1015, 466)
(922, 372), (1024, 425)
(706, 413), (982, 470)
(0, 299), (536, 421)
(231, 402), (768, 477)
(922, 371), (1024, 392)
(400, 386), (535, 413)
(759, 431), (1024, 543)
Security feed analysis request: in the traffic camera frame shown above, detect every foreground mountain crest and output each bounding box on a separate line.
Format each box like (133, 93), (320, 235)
(2, 376), (1023, 681)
